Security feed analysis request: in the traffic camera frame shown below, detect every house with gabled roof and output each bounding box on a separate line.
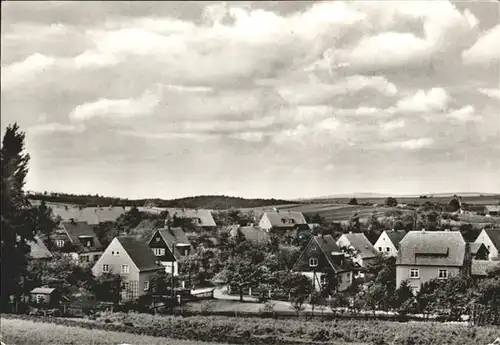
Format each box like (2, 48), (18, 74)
(292, 234), (354, 292)
(165, 208), (217, 230)
(475, 228), (500, 260)
(258, 210), (307, 233)
(471, 260), (500, 278)
(469, 242), (490, 260)
(336, 232), (378, 267)
(27, 235), (53, 261)
(229, 225), (270, 244)
(148, 227), (193, 276)
(396, 230), (469, 292)
(53, 219), (103, 265)
(92, 236), (164, 301)
(373, 230), (407, 257)
(484, 205), (500, 217)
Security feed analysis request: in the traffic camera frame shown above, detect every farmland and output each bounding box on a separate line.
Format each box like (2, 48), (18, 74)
(0, 318), (243, 345)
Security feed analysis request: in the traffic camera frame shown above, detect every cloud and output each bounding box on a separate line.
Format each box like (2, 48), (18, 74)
(2, 53), (55, 89)
(69, 89), (161, 122)
(446, 105), (480, 122)
(396, 88), (451, 112)
(479, 88), (500, 100)
(390, 137), (435, 150)
(462, 24), (500, 64)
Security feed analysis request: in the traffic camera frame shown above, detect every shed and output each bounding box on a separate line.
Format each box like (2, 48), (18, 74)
(30, 287), (60, 307)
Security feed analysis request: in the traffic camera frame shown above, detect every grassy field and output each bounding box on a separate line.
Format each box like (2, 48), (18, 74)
(0, 318), (241, 345)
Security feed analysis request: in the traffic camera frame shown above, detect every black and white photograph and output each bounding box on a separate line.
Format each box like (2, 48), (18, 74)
(1, 1), (500, 344)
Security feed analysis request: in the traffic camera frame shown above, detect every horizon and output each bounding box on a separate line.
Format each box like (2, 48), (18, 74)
(2, 1), (500, 199)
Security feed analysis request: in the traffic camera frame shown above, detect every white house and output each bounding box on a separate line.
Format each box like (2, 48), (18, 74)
(336, 232), (378, 267)
(474, 228), (500, 260)
(373, 230), (407, 257)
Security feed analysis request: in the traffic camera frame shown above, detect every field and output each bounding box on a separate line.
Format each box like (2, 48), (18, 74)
(240, 203), (412, 222)
(0, 318), (242, 345)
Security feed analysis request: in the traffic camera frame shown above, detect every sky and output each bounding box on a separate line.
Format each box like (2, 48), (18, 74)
(1, 1), (500, 199)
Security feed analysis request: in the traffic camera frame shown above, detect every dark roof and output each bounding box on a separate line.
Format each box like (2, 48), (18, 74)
(396, 230), (466, 267)
(27, 236), (53, 260)
(153, 228), (193, 259)
(61, 220), (102, 252)
(118, 236), (164, 272)
(166, 208), (216, 227)
(340, 233), (378, 259)
(230, 226), (269, 243)
(385, 230), (407, 248)
(485, 229), (500, 250)
(471, 260), (500, 276)
(313, 235), (351, 273)
(263, 211), (307, 228)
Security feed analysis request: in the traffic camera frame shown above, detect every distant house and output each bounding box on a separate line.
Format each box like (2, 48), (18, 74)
(49, 205), (131, 225)
(27, 236), (53, 261)
(148, 227), (193, 276)
(474, 228), (500, 260)
(92, 236), (164, 301)
(53, 219), (103, 265)
(336, 232), (378, 267)
(30, 287), (61, 308)
(166, 208), (217, 230)
(484, 205), (500, 217)
(292, 235), (354, 292)
(469, 242), (490, 260)
(229, 225), (270, 244)
(258, 210), (307, 233)
(396, 230), (468, 292)
(471, 260), (500, 278)
(373, 230), (406, 257)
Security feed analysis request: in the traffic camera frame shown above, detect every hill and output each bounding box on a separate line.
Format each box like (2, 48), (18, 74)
(26, 192), (295, 210)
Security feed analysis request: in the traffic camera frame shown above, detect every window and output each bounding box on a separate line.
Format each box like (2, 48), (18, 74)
(80, 255), (89, 263)
(144, 281), (149, 291)
(410, 268), (419, 278)
(123, 282), (129, 291)
(36, 294), (44, 304)
(386, 247), (390, 252)
(153, 248), (165, 256)
(378, 247), (382, 252)
(102, 264), (109, 273)
(56, 239), (65, 248)
(121, 264), (129, 274)
(320, 275), (328, 285)
(86, 241), (91, 247)
(93, 254), (100, 262)
(438, 269), (448, 279)
(112, 251), (120, 256)
(309, 258), (318, 267)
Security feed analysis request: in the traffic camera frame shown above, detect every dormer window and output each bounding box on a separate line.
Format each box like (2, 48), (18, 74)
(309, 258), (318, 267)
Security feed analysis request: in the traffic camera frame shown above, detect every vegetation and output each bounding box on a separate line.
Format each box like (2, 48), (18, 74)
(27, 192), (295, 209)
(3, 313), (498, 345)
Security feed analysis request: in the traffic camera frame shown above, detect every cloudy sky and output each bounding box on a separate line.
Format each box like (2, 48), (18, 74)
(1, 1), (500, 199)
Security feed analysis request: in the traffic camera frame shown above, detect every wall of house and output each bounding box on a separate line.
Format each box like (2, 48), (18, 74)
(475, 231), (499, 260)
(298, 271), (352, 292)
(396, 265), (461, 292)
(258, 215), (273, 232)
(374, 233), (398, 257)
(160, 261), (179, 276)
(78, 251), (103, 266)
(139, 270), (162, 295)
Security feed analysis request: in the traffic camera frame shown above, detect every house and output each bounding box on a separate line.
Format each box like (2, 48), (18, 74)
(469, 242), (490, 260)
(471, 260), (500, 278)
(336, 232), (378, 267)
(27, 236), (53, 260)
(258, 210), (307, 233)
(292, 234), (354, 292)
(148, 227), (193, 276)
(373, 230), (406, 257)
(396, 230), (468, 292)
(166, 208), (217, 230)
(53, 219), (103, 265)
(48, 205), (131, 225)
(229, 225), (270, 244)
(30, 287), (61, 308)
(474, 228), (500, 260)
(92, 236), (165, 301)
(484, 205), (500, 217)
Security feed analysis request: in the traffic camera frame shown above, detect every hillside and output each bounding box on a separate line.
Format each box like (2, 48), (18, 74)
(26, 192), (295, 210)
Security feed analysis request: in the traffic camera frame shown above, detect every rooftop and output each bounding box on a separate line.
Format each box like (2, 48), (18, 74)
(117, 236), (164, 272)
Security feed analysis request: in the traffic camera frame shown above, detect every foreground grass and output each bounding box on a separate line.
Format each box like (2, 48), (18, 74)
(0, 318), (238, 345)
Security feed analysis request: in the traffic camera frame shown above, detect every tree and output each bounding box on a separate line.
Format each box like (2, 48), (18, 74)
(93, 273), (122, 305)
(447, 198), (461, 212)
(385, 197), (398, 207)
(33, 200), (60, 250)
(348, 212), (361, 232)
(348, 198), (358, 205)
(1, 123), (36, 310)
(391, 280), (415, 316)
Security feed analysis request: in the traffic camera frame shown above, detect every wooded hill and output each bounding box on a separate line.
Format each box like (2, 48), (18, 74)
(26, 192), (296, 209)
